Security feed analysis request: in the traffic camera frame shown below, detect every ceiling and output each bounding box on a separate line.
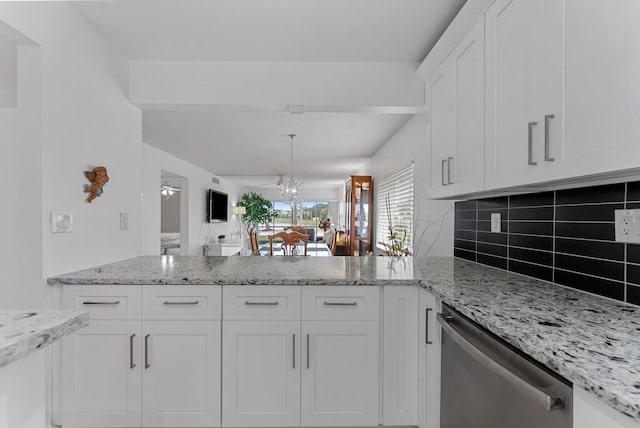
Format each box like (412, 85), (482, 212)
(69, 0), (466, 191)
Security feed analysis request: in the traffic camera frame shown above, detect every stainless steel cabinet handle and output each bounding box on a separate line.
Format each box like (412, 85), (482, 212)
(163, 301), (199, 305)
(144, 334), (150, 369)
(306, 334), (310, 369)
(528, 122), (538, 165)
(293, 334), (296, 370)
(244, 301), (279, 306)
(129, 334), (136, 369)
(447, 157), (454, 184)
(441, 159), (447, 186)
(323, 301), (357, 306)
(437, 313), (564, 411)
(425, 308), (433, 344)
(83, 300), (120, 305)
(544, 114), (555, 161)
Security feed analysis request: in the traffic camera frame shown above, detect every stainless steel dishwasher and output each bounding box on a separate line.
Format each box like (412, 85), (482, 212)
(438, 304), (572, 428)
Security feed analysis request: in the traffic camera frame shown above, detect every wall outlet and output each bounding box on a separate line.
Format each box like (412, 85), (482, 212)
(614, 209), (640, 243)
(120, 212), (129, 230)
(491, 213), (502, 233)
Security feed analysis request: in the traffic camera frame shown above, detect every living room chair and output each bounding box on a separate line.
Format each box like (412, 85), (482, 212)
(249, 230), (259, 255)
(268, 231), (309, 256)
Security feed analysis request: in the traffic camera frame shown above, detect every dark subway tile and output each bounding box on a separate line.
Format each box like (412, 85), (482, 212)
(555, 222), (615, 241)
(455, 229), (477, 241)
(555, 254), (624, 282)
(554, 270), (625, 301)
(455, 219), (477, 231)
(478, 209), (507, 221)
(627, 263), (640, 287)
(455, 200), (477, 211)
(509, 207), (554, 221)
(477, 253), (508, 270)
(478, 220), (508, 232)
(555, 204), (622, 222)
(477, 242), (507, 258)
(555, 238), (624, 262)
(509, 234), (553, 251)
(556, 183), (624, 205)
(454, 239), (476, 252)
(456, 209), (477, 220)
(509, 247), (553, 267)
(626, 285), (640, 306)
(627, 181), (640, 202)
(477, 231), (508, 245)
(628, 244), (640, 265)
(509, 260), (553, 282)
(478, 197), (509, 210)
(627, 202), (640, 210)
(509, 192), (554, 208)
(454, 248), (476, 262)
(508, 221), (553, 236)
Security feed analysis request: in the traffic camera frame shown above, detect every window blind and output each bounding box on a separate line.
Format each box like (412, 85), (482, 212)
(376, 163), (414, 252)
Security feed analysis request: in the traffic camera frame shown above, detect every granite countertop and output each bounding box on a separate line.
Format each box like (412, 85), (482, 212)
(0, 310), (89, 368)
(48, 255), (640, 423)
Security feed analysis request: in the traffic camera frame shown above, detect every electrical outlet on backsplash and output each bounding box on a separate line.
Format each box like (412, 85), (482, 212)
(454, 180), (640, 306)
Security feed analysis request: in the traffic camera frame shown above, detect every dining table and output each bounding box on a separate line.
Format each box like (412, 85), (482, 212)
(257, 241), (332, 257)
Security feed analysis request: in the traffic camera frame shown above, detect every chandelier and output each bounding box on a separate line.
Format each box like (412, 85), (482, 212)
(280, 133), (305, 206)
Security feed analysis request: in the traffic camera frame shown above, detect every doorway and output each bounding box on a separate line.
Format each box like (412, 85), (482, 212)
(160, 170), (188, 255)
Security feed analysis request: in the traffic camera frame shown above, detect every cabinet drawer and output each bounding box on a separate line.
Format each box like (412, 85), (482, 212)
(302, 286), (379, 321)
(223, 286), (301, 320)
(62, 285), (141, 320)
(142, 285), (221, 320)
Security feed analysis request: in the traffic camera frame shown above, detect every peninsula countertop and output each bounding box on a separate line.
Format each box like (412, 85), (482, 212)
(0, 310), (89, 368)
(48, 255), (640, 423)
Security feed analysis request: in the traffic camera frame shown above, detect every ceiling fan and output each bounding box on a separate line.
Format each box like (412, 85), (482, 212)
(161, 184), (181, 198)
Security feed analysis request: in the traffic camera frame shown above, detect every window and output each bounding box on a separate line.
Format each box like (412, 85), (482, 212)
(376, 163), (414, 252)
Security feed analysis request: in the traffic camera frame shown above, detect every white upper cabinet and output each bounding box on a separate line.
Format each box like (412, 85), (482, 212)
(427, 17), (485, 198)
(485, 0), (640, 190)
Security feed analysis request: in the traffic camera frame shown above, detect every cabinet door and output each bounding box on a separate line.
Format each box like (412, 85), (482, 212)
(450, 17), (485, 196)
(417, 289), (441, 428)
(142, 320), (221, 427)
(382, 286), (419, 426)
(427, 63), (456, 197)
(485, 0), (545, 188)
(546, 0), (640, 180)
(61, 320), (141, 427)
(222, 321), (301, 427)
(301, 321), (378, 427)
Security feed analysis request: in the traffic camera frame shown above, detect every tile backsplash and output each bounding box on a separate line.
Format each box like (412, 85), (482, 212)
(454, 181), (640, 306)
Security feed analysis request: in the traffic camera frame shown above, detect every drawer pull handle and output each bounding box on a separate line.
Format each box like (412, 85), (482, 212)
(144, 334), (151, 369)
(528, 121), (538, 166)
(129, 334), (136, 369)
(245, 301), (279, 306)
(425, 307), (433, 344)
(83, 300), (120, 305)
(293, 334), (296, 370)
(163, 301), (199, 305)
(323, 301), (357, 306)
(544, 114), (555, 162)
(306, 334), (310, 369)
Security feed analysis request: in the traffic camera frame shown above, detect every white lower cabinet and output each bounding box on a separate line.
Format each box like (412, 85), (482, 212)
(301, 321), (379, 427)
(142, 320), (221, 427)
(60, 320), (142, 428)
(573, 387), (640, 428)
(222, 320), (301, 427)
(417, 288), (441, 428)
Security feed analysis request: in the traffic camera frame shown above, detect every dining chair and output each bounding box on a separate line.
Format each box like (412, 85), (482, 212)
(268, 231), (309, 256)
(284, 225), (307, 233)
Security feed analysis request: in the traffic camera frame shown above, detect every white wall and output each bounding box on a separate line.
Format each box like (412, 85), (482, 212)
(367, 114), (454, 257)
(142, 143), (242, 255)
(0, 3), (145, 427)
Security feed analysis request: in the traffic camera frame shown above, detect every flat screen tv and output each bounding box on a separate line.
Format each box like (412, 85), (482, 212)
(207, 189), (228, 223)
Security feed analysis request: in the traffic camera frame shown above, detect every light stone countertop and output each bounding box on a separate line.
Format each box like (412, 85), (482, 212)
(0, 310), (89, 368)
(48, 255), (640, 423)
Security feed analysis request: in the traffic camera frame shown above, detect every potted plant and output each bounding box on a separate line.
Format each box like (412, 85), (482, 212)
(236, 192), (276, 235)
(217, 234), (226, 242)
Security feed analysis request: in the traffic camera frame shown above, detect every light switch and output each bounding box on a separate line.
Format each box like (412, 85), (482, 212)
(51, 210), (73, 233)
(491, 213), (502, 233)
(120, 212), (129, 230)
